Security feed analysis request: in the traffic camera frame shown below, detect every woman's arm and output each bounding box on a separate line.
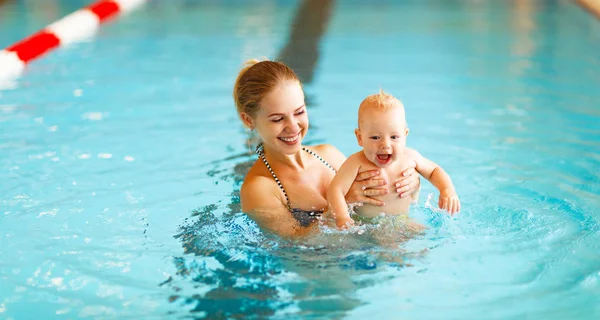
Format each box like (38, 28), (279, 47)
(240, 176), (312, 238)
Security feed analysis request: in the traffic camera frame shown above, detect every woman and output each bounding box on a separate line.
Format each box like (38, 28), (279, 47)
(233, 59), (420, 238)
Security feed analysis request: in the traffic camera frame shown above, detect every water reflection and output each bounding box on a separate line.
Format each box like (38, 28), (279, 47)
(168, 198), (431, 318)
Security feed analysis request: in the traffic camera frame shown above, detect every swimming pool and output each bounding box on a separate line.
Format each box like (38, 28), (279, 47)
(1, 0), (599, 318)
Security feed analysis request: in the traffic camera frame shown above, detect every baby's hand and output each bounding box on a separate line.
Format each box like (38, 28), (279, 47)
(336, 215), (355, 229)
(438, 189), (460, 215)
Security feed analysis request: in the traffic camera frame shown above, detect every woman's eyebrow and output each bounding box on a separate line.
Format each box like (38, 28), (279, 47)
(267, 105), (306, 117)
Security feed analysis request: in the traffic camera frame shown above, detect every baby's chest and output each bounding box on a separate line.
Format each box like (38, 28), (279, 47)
(361, 158), (414, 188)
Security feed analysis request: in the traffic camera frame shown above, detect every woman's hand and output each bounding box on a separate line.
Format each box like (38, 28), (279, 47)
(345, 169), (388, 206)
(394, 167), (421, 199)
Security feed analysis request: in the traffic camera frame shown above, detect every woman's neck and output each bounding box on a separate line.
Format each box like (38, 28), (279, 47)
(261, 143), (307, 171)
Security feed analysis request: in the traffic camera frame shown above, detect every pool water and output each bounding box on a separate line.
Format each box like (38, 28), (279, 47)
(1, 0), (600, 319)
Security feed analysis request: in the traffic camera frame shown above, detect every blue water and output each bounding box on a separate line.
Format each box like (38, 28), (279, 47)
(1, 0), (600, 319)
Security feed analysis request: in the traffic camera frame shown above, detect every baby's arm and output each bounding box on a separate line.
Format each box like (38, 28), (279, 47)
(407, 148), (460, 214)
(326, 153), (363, 228)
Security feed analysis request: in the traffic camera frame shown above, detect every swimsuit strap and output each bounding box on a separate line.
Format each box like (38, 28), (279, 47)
(302, 145), (337, 173)
(255, 143), (292, 210)
(255, 142), (336, 210)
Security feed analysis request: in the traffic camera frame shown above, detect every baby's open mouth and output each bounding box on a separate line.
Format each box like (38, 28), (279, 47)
(376, 154), (392, 165)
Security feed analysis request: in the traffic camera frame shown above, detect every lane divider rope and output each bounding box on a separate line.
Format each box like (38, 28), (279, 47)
(0, 0), (146, 79)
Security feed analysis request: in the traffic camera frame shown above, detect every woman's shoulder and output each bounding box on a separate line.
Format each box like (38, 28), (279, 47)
(240, 162), (285, 212)
(242, 161), (276, 189)
(240, 174), (276, 199)
(309, 143), (338, 153)
(306, 144), (346, 170)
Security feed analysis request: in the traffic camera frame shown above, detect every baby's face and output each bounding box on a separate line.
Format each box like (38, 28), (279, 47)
(356, 107), (408, 168)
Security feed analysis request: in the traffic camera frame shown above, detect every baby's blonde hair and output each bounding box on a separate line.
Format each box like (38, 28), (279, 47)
(358, 89), (405, 127)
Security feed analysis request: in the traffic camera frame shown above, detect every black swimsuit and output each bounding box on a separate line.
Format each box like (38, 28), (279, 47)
(255, 143), (337, 227)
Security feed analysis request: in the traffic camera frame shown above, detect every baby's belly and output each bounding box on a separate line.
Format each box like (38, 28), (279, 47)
(354, 193), (412, 218)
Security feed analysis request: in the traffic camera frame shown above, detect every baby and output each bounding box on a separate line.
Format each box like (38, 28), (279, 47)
(327, 90), (460, 228)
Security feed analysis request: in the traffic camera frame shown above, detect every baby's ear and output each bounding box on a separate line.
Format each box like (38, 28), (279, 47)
(354, 129), (363, 146)
(405, 127), (410, 137)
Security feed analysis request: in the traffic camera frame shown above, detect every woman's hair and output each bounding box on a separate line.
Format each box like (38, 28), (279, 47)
(233, 59), (300, 126)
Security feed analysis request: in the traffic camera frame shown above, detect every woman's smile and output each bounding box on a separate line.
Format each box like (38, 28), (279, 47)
(279, 132), (301, 144)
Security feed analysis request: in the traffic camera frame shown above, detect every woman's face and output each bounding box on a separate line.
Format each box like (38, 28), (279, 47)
(252, 80), (308, 155)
